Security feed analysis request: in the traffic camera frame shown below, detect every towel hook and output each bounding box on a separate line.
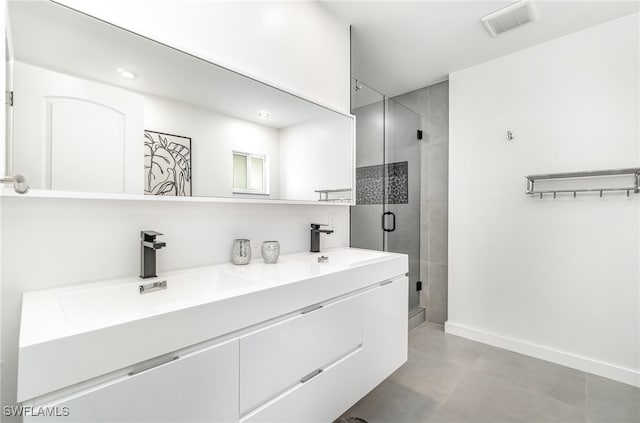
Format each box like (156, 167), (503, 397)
(506, 130), (515, 141)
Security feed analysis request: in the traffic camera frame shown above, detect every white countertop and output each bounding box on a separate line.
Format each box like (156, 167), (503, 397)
(18, 247), (408, 402)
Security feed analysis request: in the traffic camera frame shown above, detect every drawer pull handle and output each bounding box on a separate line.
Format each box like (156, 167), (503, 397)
(300, 368), (323, 383)
(128, 356), (179, 377)
(380, 280), (393, 286)
(301, 304), (323, 314)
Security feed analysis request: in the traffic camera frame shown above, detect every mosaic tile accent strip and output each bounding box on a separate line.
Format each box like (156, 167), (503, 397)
(356, 161), (408, 205)
(356, 165), (384, 204)
(386, 162), (409, 204)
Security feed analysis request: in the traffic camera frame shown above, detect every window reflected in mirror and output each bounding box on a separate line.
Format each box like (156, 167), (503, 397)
(233, 152), (267, 195)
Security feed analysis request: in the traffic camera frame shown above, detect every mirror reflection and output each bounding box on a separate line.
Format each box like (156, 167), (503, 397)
(6, 1), (354, 202)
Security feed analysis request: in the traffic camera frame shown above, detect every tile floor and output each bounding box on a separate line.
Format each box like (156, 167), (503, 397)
(340, 323), (640, 423)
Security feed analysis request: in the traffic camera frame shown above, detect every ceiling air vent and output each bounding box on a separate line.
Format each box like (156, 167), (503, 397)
(481, 0), (540, 37)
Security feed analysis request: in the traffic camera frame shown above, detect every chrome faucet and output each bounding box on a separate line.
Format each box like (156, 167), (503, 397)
(140, 231), (166, 279)
(310, 224), (333, 253)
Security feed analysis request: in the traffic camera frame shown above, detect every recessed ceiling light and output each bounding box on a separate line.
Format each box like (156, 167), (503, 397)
(257, 110), (270, 119)
(116, 68), (136, 79)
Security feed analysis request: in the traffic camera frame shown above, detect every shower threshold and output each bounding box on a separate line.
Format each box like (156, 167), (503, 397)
(408, 306), (425, 331)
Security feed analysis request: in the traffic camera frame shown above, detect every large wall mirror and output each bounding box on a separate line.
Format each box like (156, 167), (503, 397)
(6, 1), (354, 203)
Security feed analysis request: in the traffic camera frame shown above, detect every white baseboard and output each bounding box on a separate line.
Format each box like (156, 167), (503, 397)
(445, 321), (640, 388)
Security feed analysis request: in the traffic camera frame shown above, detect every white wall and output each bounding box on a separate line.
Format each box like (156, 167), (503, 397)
(0, 0), (6, 408)
(280, 115), (353, 201)
(54, 0), (351, 114)
(1, 0), (351, 413)
(145, 95), (280, 199)
(447, 14), (639, 386)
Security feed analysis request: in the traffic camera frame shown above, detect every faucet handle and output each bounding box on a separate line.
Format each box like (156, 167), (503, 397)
(310, 223), (329, 230)
(141, 230), (163, 241)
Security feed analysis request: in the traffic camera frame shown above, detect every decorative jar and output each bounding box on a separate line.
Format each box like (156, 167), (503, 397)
(231, 239), (251, 265)
(261, 241), (280, 264)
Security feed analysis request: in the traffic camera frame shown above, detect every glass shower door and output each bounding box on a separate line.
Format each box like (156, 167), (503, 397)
(350, 79), (422, 313)
(384, 98), (421, 312)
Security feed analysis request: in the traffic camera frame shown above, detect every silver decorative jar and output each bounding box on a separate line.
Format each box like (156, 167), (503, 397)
(231, 239), (251, 265)
(261, 241), (280, 264)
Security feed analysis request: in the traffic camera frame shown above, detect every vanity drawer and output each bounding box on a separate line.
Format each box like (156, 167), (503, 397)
(241, 347), (363, 423)
(25, 339), (239, 423)
(239, 294), (363, 413)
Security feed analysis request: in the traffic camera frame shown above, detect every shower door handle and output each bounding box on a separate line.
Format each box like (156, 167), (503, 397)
(382, 211), (396, 232)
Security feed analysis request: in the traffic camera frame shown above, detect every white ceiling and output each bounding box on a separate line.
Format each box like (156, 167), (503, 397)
(322, 0), (640, 98)
(8, 1), (334, 129)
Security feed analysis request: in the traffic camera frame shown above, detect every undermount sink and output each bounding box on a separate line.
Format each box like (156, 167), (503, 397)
(291, 248), (390, 267)
(58, 270), (255, 327)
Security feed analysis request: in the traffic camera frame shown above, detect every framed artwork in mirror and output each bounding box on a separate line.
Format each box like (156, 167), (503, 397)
(144, 130), (192, 196)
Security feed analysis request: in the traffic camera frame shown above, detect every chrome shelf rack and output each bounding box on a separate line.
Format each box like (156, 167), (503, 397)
(314, 188), (352, 202)
(525, 168), (640, 198)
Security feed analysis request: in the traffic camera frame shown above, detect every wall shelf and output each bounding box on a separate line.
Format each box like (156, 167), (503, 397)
(1, 188), (354, 206)
(525, 168), (640, 198)
(314, 188), (353, 202)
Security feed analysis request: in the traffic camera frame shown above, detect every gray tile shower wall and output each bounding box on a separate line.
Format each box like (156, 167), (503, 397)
(355, 101), (385, 168)
(394, 80), (449, 325)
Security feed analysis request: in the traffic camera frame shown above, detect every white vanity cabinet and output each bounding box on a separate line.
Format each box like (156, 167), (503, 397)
(239, 294), (363, 418)
(18, 248), (409, 423)
(362, 276), (409, 394)
(25, 340), (239, 423)
(239, 276), (408, 422)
